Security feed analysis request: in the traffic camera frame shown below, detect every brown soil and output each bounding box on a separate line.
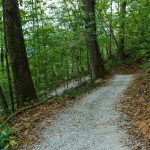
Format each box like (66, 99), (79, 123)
(111, 59), (142, 75)
(121, 67), (150, 150)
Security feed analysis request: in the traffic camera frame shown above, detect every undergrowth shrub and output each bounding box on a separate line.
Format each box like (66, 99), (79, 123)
(145, 61), (150, 74)
(105, 59), (125, 70)
(0, 126), (17, 150)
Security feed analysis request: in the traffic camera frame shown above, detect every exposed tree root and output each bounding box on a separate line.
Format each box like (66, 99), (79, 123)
(2, 96), (53, 127)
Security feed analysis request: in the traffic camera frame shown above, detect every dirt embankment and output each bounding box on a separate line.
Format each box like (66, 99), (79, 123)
(121, 69), (150, 149)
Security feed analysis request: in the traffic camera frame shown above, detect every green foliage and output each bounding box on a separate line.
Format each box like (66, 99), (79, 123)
(139, 48), (150, 58)
(145, 61), (150, 74)
(0, 0), (149, 112)
(105, 59), (115, 70)
(19, 0), (89, 97)
(0, 127), (17, 150)
(105, 58), (126, 70)
(0, 107), (3, 113)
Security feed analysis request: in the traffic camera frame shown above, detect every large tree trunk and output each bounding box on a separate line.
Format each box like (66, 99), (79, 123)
(85, 0), (106, 79)
(2, 0), (37, 106)
(0, 86), (8, 113)
(117, 0), (126, 60)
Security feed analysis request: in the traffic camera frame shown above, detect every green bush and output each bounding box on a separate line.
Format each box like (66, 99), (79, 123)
(105, 59), (124, 70)
(0, 126), (17, 150)
(145, 61), (150, 74)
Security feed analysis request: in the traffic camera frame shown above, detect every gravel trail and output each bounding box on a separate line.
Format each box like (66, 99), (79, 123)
(33, 75), (133, 150)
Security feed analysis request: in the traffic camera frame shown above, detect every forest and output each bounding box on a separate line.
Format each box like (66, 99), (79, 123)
(0, 0), (150, 149)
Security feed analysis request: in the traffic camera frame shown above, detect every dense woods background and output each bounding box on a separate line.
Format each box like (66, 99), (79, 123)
(0, 0), (149, 149)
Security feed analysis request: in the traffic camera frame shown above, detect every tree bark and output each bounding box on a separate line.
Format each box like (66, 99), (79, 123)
(2, 1), (15, 112)
(118, 0), (126, 60)
(85, 0), (106, 79)
(0, 86), (8, 113)
(2, 0), (37, 106)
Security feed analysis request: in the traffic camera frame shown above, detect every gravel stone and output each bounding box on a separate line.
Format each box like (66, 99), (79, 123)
(32, 75), (133, 150)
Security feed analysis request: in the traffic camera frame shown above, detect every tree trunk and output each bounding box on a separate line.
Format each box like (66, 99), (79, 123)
(2, 2), (15, 112)
(0, 86), (8, 113)
(2, 0), (37, 106)
(85, 0), (106, 79)
(118, 0), (126, 60)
